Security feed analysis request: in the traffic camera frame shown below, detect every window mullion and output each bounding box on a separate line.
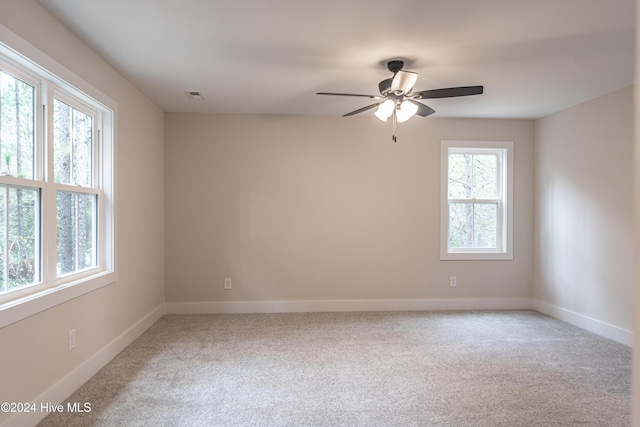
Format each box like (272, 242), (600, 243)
(44, 88), (57, 286)
(35, 87), (46, 285)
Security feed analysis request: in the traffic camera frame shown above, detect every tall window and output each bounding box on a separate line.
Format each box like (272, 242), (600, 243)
(53, 97), (98, 276)
(441, 140), (513, 260)
(0, 37), (115, 327)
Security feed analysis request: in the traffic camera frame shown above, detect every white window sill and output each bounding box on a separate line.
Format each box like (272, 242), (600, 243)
(0, 271), (116, 329)
(441, 251), (513, 261)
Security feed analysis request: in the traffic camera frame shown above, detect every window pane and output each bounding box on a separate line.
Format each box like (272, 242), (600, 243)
(449, 202), (498, 249)
(448, 154), (472, 199)
(472, 154), (498, 199)
(57, 191), (96, 276)
(0, 185), (39, 292)
(53, 99), (93, 187)
(473, 203), (497, 248)
(449, 202), (473, 248)
(0, 71), (35, 179)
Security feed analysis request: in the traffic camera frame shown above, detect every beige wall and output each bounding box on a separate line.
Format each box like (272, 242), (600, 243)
(534, 86), (634, 332)
(165, 114), (534, 306)
(0, 1), (165, 424)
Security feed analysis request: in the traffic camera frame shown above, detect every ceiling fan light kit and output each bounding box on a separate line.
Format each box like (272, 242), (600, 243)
(396, 100), (419, 123)
(374, 99), (395, 121)
(317, 59), (484, 141)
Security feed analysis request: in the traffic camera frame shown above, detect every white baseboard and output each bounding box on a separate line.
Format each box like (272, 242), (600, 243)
(532, 300), (632, 346)
(5, 304), (166, 427)
(165, 297), (534, 315)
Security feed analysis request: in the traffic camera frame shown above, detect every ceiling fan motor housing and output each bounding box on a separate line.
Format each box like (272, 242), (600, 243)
(386, 60), (405, 73)
(379, 60), (407, 95)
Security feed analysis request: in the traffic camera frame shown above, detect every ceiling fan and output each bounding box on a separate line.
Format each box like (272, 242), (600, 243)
(317, 60), (483, 141)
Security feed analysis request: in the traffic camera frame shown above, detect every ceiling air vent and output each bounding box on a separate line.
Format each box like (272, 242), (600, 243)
(185, 91), (204, 100)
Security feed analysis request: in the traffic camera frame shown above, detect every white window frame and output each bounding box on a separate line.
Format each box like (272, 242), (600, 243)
(440, 140), (513, 261)
(0, 24), (117, 328)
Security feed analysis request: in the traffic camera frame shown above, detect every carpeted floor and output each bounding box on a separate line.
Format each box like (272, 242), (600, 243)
(38, 310), (631, 426)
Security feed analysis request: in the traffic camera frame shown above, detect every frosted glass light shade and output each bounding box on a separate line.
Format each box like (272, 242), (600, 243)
(374, 99), (395, 122)
(396, 100), (418, 123)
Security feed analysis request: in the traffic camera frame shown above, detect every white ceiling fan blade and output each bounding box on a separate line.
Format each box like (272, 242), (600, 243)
(390, 70), (418, 94)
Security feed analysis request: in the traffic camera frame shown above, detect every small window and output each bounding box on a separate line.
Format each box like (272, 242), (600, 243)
(441, 140), (513, 260)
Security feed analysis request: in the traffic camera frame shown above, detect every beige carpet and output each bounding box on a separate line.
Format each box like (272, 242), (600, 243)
(38, 310), (631, 426)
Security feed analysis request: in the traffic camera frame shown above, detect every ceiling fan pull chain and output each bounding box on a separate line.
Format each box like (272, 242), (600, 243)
(392, 111), (397, 142)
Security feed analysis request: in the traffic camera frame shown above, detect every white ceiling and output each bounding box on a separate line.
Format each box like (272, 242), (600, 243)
(38, 0), (635, 119)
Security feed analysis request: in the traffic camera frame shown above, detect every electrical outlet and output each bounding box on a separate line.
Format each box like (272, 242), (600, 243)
(68, 329), (76, 351)
(449, 276), (457, 287)
(224, 278), (232, 290)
